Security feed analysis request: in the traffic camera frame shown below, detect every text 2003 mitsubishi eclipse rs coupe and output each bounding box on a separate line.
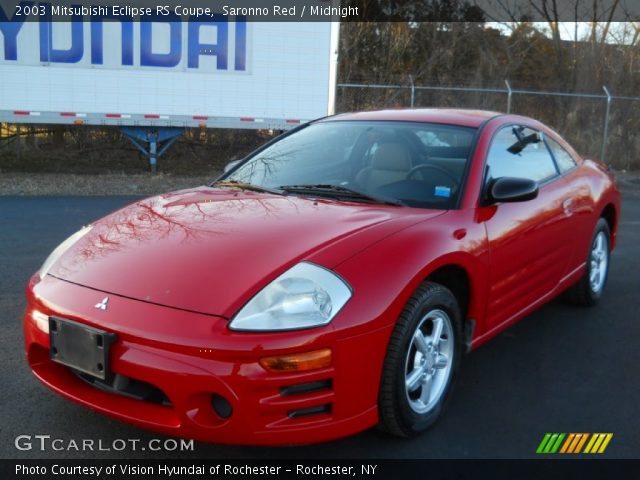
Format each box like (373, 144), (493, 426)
(24, 109), (620, 445)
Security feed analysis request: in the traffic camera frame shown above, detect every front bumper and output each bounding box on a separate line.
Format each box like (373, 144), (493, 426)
(24, 275), (390, 445)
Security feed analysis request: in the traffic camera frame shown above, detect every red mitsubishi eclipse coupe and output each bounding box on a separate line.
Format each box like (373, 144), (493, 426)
(24, 109), (620, 445)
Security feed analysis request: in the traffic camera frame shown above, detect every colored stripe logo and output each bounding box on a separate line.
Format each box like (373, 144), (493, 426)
(537, 433), (613, 454)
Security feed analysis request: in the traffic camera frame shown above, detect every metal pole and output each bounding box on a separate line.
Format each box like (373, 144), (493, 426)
(409, 75), (415, 108)
(601, 85), (612, 165)
(149, 131), (158, 174)
(505, 80), (513, 113)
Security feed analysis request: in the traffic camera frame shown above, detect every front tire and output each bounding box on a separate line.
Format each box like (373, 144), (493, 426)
(379, 282), (462, 437)
(567, 218), (611, 306)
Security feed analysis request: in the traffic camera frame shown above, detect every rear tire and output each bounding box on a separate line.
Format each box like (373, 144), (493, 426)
(566, 218), (611, 306)
(379, 282), (462, 437)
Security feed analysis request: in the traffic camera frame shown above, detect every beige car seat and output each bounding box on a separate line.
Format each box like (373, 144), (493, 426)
(356, 143), (412, 191)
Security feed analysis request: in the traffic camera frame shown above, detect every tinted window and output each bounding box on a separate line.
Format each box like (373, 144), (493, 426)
(486, 127), (558, 182)
(547, 137), (577, 173)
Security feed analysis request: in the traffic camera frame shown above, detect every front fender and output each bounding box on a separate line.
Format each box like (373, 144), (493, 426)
(331, 209), (490, 341)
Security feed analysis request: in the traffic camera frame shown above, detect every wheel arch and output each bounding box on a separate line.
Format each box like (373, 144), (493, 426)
(426, 264), (470, 321)
(423, 262), (480, 352)
(600, 203), (617, 249)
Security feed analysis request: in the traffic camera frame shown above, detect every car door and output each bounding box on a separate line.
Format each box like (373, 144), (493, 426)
(480, 125), (575, 330)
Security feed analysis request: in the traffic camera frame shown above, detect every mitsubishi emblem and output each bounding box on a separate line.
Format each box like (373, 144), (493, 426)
(94, 297), (109, 311)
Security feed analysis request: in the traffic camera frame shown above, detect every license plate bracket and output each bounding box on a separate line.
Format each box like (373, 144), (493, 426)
(49, 317), (116, 380)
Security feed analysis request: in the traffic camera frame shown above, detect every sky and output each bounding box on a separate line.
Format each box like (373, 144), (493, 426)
(488, 21), (638, 44)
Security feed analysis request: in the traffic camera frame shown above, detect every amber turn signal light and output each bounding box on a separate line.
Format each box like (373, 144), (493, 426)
(259, 349), (332, 372)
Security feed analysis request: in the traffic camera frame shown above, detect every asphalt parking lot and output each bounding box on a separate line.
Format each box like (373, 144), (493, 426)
(1, 192), (638, 459)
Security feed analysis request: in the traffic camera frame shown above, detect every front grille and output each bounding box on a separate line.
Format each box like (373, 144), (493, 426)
(72, 369), (172, 406)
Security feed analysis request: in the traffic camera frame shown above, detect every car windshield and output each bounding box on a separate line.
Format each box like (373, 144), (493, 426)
(222, 121), (477, 209)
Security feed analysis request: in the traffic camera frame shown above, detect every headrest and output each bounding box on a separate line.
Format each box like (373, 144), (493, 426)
(371, 143), (412, 171)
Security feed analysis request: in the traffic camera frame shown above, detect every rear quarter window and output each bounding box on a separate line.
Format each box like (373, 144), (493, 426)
(547, 137), (578, 173)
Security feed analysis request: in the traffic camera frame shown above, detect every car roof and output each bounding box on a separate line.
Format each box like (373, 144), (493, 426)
(321, 108), (503, 128)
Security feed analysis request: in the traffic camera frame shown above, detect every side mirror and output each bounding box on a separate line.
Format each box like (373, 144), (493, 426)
(224, 159), (242, 173)
(488, 177), (539, 203)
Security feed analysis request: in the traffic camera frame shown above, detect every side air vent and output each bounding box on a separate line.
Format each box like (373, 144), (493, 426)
(287, 404), (332, 419)
(280, 379), (332, 397)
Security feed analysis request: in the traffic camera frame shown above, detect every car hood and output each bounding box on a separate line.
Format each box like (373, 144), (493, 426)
(48, 187), (442, 317)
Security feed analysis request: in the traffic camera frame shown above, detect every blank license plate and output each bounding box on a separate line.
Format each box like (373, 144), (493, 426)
(49, 317), (116, 380)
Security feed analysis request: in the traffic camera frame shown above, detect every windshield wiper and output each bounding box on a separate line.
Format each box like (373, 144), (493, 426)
(278, 184), (405, 206)
(212, 180), (283, 195)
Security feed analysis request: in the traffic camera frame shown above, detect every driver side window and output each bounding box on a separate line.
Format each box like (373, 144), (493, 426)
(486, 126), (558, 183)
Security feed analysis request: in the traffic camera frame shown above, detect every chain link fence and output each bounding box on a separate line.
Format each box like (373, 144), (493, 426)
(336, 80), (640, 170)
(1, 81), (639, 173)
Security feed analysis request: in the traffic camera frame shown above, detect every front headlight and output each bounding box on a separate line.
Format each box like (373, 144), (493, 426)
(229, 262), (352, 332)
(39, 225), (93, 279)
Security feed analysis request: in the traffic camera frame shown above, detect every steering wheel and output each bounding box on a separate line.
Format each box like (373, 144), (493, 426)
(407, 164), (460, 189)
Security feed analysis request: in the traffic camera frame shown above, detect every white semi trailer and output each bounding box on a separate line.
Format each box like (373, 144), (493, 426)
(0, 9), (339, 169)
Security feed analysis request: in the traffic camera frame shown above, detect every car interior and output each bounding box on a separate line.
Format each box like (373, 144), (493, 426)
(347, 125), (474, 208)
